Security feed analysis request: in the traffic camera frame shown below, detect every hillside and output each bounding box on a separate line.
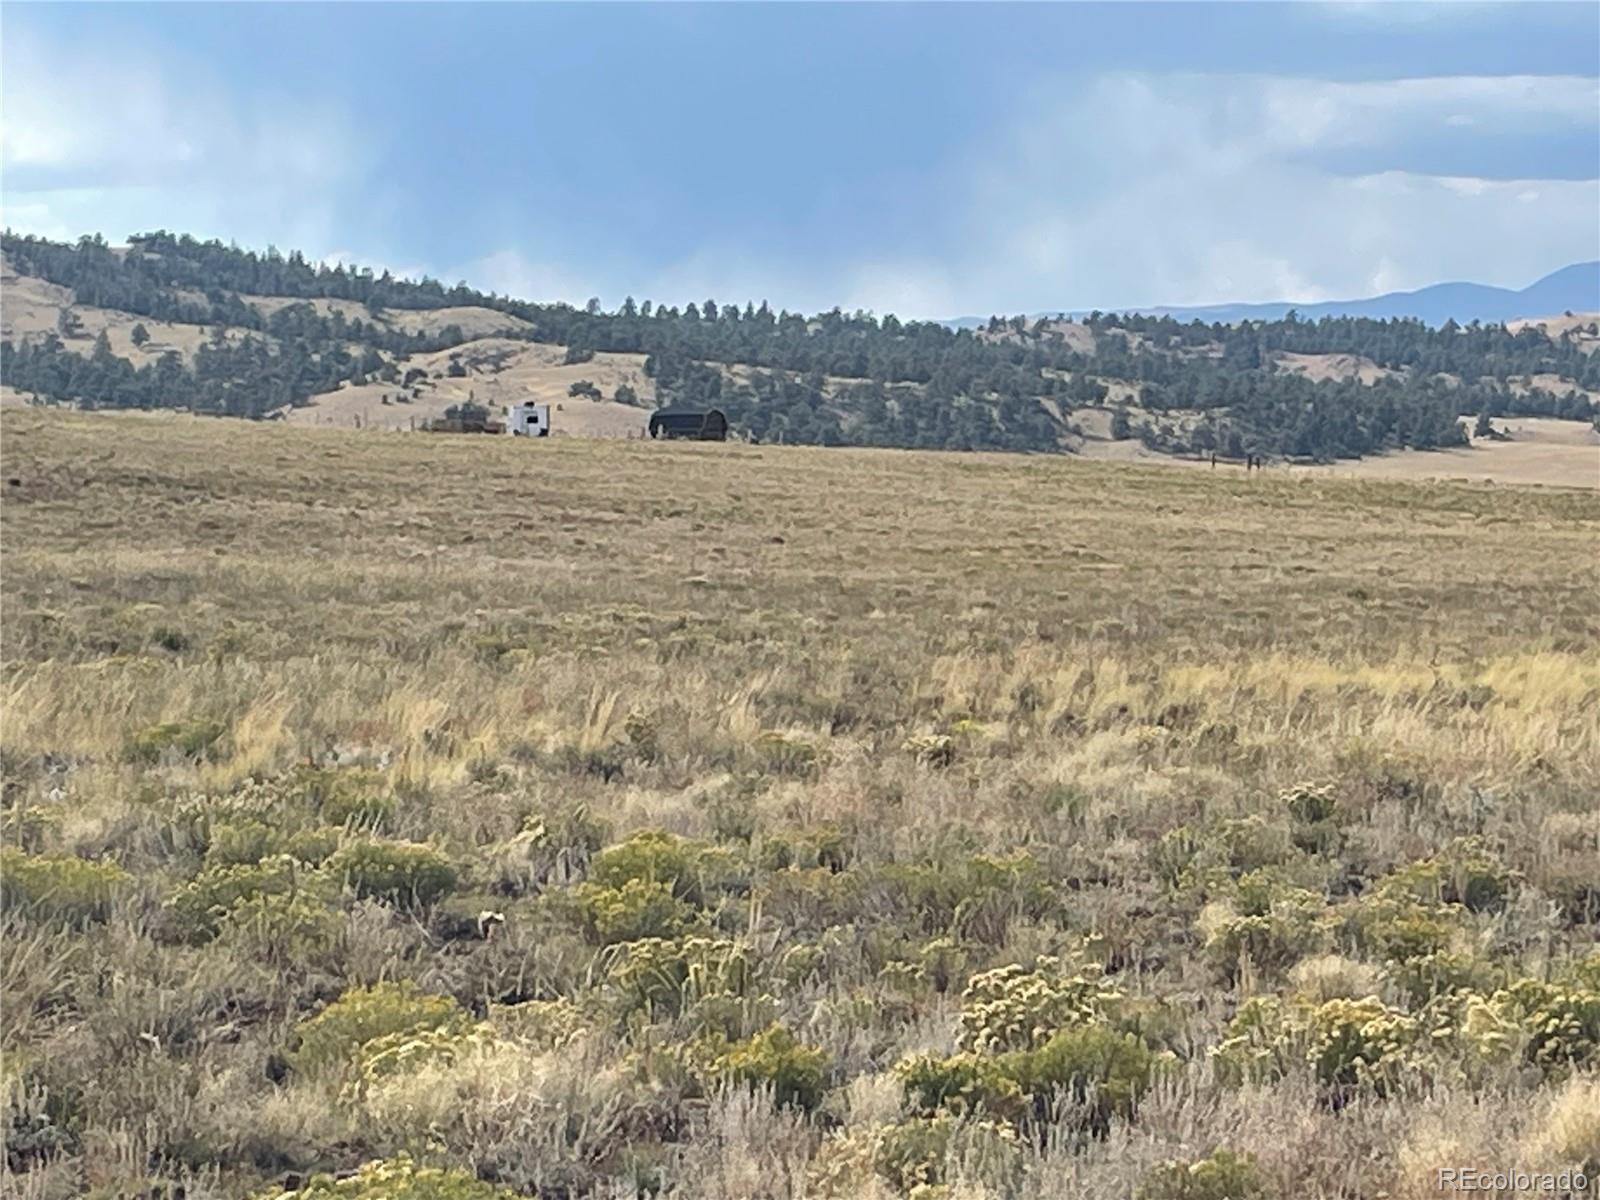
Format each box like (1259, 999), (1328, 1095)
(4, 409), (1599, 1198)
(3, 231), (1599, 468)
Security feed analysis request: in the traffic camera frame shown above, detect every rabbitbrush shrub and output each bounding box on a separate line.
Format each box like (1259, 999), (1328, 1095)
(288, 982), (471, 1077)
(958, 954), (1121, 1053)
(588, 829), (735, 905)
(1138, 1148), (1268, 1200)
(1377, 836), (1518, 914)
(167, 854), (313, 941)
(574, 877), (692, 944)
(256, 1153), (520, 1199)
(710, 1022), (831, 1111)
(901, 1024), (1163, 1132)
(601, 934), (752, 1018)
(0, 849), (129, 923)
(325, 837), (457, 906)
(862, 1113), (1023, 1196)
(1212, 995), (1420, 1097)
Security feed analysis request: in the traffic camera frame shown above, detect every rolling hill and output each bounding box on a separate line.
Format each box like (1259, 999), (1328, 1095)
(3, 231), (1598, 474)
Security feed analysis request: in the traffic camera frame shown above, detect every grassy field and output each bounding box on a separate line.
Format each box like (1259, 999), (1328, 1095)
(3, 409), (1599, 1199)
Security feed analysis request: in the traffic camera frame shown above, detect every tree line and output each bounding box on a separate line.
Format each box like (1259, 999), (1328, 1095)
(4, 230), (1595, 457)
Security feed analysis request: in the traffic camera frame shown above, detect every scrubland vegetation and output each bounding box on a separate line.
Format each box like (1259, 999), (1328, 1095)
(2, 409), (1598, 1198)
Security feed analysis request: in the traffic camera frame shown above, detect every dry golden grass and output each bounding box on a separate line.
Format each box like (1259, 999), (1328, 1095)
(1274, 350), (1398, 385)
(2, 409), (1598, 1198)
(1506, 311), (1600, 352)
(0, 264), (260, 364)
(1302, 416), (1599, 489)
(286, 338), (654, 434)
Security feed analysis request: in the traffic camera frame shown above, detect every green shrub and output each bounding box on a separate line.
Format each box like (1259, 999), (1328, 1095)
(1282, 783), (1339, 826)
(284, 825), (345, 866)
(1152, 817), (1295, 889)
(1460, 978), (1600, 1076)
(0, 849), (129, 923)
(1383, 949), (1503, 1003)
(575, 877), (692, 945)
(897, 1053), (1027, 1122)
(710, 1022), (830, 1111)
(1378, 836), (1517, 914)
(218, 889), (341, 964)
(1006, 1023), (1162, 1128)
(871, 1114), (1023, 1195)
(1303, 996), (1419, 1095)
(167, 855), (307, 941)
(1138, 1148), (1268, 1200)
(877, 851), (1053, 939)
(125, 719), (226, 763)
(1199, 872), (1328, 981)
(686, 987), (779, 1042)
(1150, 825), (1204, 888)
(1212, 995), (1419, 1097)
(758, 824), (851, 872)
(956, 852), (1054, 940)
(757, 865), (864, 933)
(344, 1022), (495, 1100)
(319, 785), (395, 828)
(1562, 952), (1600, 991)
(325, 838), (456, 906)
(2, 805), (61, 853)
(1213, 815), (1295, 875)
(901, 1024), (1162, 1132)
(288, 982), (470, 1077)
(589, 829), (733, 905)
(601, 935), (751, 1018)
(755, 729), (823, 775)
(958, 955), (1120, 1053)
(256, 1153), (520, 1199)
(1210, 996), (1294, 1087)
(206, 816), (282, 866)
(488, 997), (589, 1047)
(1351, 896), (1459, 963)
(285, 766), (393, 827)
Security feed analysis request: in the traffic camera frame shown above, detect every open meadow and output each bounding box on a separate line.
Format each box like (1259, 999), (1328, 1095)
(2, 409), (1599, 1199)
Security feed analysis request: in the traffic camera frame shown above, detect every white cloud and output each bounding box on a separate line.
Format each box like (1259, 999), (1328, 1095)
(4, 21), (1594, 321)
(836, 72), (1600, 314)
(1, 30), (372, 260)
(455, 249), (599, 306)
(520, 71), (1599, 318)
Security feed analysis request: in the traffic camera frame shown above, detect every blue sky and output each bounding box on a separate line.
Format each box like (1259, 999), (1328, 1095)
(3, 2), (1597, 318)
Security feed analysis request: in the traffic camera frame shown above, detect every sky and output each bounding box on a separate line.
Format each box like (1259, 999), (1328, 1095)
(3, 2), (1598, 319)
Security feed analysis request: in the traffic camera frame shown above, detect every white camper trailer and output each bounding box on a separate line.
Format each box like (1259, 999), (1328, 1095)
(503, 401), (551, 437)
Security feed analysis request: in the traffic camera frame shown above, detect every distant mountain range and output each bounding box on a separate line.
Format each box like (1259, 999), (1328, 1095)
(946, 262), (1600, 329)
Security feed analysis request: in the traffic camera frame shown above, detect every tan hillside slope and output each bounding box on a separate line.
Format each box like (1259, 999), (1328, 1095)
(286, 338), (655, 436)
(1302, 416), (1598, 488)
(3, 254), (533, 363)
(1506, 311), (1600, 351)
(2, 259), (261, 361)
(1274, 351), (1398, 385)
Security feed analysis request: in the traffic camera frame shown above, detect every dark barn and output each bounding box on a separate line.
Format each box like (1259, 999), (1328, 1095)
(648, 408), (729, 441)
